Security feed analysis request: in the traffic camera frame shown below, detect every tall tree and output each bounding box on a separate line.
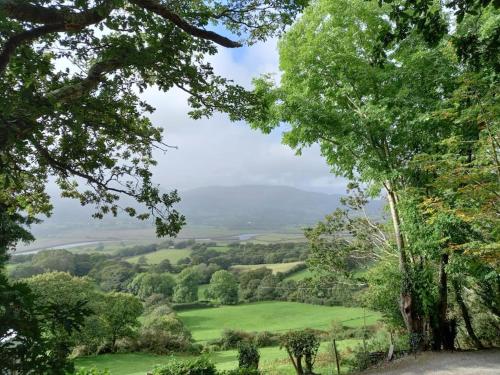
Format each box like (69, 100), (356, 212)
(248, 0), (457, 336)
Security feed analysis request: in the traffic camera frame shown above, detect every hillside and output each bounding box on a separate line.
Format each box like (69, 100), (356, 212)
(32, 185), (383, 235)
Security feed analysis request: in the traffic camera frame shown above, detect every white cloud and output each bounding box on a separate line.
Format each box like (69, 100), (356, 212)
(140, 38), (346, 194)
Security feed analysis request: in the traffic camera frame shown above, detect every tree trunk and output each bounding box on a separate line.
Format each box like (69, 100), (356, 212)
(296, 355), (304, 375)
(386, 184), (422, 340)
(453, 280), (484, 349)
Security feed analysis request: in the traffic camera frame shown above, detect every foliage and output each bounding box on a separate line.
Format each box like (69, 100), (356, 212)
(89, 260), (135, 292)
(206, 270), (239, 305)
(128, 272), (176, 300)
(99, 292), (143, 352)
(137, 315), (195, 354)
(280, 330), (320, 375)
(173, 267), (201, 303)
(238, 342), (260, 369)
(152, 357), (217, 375)
(75, 368), (111, 375)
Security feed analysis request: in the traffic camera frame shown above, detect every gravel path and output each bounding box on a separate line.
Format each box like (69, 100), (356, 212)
(362, 349), (500, 375)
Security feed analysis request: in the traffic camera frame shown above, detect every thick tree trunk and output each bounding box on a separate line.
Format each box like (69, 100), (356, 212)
(453, 280), (484, 349)
(431, 253), (455, 350)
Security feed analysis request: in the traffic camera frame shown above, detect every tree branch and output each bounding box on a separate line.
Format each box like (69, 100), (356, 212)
(0, 0), (115, 26)
(0, 24), (65, 73)
(130, 0), (242, 48)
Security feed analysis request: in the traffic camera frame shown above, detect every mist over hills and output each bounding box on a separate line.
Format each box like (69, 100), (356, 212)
(177, 185), (383, 229)
(32, 185), (384, 235)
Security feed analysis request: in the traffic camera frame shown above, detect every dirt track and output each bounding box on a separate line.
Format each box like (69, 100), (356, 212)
(362, 349), (500, 375)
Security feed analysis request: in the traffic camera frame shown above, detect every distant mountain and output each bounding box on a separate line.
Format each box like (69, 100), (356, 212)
(177, 185), (383, 229)
(31, 185), (384, 235)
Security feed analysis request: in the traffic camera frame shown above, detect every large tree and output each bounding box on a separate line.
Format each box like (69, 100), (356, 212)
(249, 0), (457, 336)
(0, 0), (306, 256)
(0, 2), (306, 372)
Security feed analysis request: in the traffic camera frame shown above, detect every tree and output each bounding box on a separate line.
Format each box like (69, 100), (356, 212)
(128, 271), (176, 300)
(23, 272), (96, 374)
(280, 330), (320, 375)
(89, 260), (135, 292)
(99, 292), (143, 352)
(173, 267), (200, 303)
(248, 0), (458, 337)
(0, 0), (307, 261)
(373, 0), (499, 70)
(238, 342), (260, 370)
(1, 1), (306, 371)
(206, 270), (238, 305)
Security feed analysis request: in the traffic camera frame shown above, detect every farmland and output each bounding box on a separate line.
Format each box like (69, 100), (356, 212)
(178, 301), (380, 342)
(231, 261), (305, 275)
(75, 339), (362, 375)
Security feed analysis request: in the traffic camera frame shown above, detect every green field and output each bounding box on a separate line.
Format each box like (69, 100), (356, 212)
(75, 339), (361, 375)
(178, 301), (380, 342)
(231, 261), (304, 274)
(127, 248), (191, 264)
(284, 268), (313, 281)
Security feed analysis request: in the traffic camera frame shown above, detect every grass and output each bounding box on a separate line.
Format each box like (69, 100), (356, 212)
(126, 248), (191, 265)
(75, 339), (362, 375)
(284, 268), (313, 281)
(178, 301), (381, 342)
(231, 261), (304, 274)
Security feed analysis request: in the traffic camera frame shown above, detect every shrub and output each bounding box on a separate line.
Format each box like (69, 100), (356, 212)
(238, 343), (260, 369)
(138, 315), (195, 354)
(152, 357), (216, 375)
(220, 369), (261, 375)
(253, 331), (280, 348)
(75, 369), (111, 375)
(220, 329), (253, 350)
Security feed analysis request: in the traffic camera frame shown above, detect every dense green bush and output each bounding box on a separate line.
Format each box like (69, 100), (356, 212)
(253, 331), (280, 348)
(219, 329), (253, 350)
(220, 369), (261, 375)
(237, 342), (260, 369)
(152, 357), (216, 375)
(75, 368), (111, 375)
(137, 315), (196, 354)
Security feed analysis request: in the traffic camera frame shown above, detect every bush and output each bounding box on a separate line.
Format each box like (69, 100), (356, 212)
(220, 369), (261, 375)
(152, 357), (216, 375)
(137, 315), (195, 354)
(238, 343), (260, 369)
(75, 369), (111, 375)
(253, 331), (280, 348)
(220, 329), (253, 350)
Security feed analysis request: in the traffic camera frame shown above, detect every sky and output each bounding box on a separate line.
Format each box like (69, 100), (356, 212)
(140, 38), (347, 195)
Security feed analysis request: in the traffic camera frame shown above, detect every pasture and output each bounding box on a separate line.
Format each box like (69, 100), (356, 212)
(75, 339), (362, 375)
(178, 301), (380, 342)
(231, 261), (304, 275)
(284, 268), (313, 280)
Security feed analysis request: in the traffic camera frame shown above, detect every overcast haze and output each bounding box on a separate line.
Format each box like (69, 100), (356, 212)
(140, 38), (347, 195)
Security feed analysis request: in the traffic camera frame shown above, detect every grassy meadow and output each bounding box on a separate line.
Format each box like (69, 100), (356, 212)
(178, 301), (380, 342)
(75, 338), (362, 375)
(231, 261), (305, 275)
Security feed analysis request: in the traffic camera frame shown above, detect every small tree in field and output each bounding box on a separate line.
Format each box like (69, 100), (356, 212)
(280, 330), (320, 375)
(238, 342), (260, 370)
